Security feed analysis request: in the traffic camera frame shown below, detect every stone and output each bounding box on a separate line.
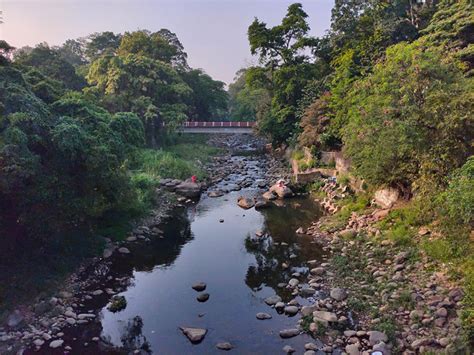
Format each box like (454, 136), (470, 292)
(175, 182), (201, 198)
(284, 306), (299, 316)
(411, 338), (429, 349)
(310, 267), (325, 275)
(197, 293), (210, 302)
(7, 310), (24, 329)
(108, 295), (127, 312)
(304, 351), (316, 355)
(438, 337), (449, 347)
(301, 305), (317, 317)
(279, 329), (300, 338)
(409, 310), (424, 320)
(77, 313), (96, 320)
(305, 343), (318, 350)
(33, 339), (45, 347)
(255, 199), (271, 209)
(345, 343), (360, 355)
(91, 289), (103, 296)
(313, 311), (337, 323)
(118, 247), (130, 254)
(180, 327), (207, 343)
(49, 339), (64, 349)
(262, 191), (277, 200)
(330, 287), (347, 301)
(435, 307), (448, 317)
(275, 302), (285, 310)
(216, 342), (233, 350)
(344, 330), (357, 337)
(65, 317), (76, 325)
(269, 183), (294, 198)
(288, 278), (299, 287)
(192, 282), (207, 292)
(264, 295), (282, 306)
(300, 287), (316, 297)
(283, 345), (296, 353)
(208, 190), (224, 198)
(256, 312), (272, 320)
(368, 331), (388, 346)
(237, 196), (255, 209)
(374, 187), (399, 208)
(103, 248), (114, 258)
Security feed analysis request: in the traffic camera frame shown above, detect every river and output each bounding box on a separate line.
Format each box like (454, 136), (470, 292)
(30, 144), (326, 354)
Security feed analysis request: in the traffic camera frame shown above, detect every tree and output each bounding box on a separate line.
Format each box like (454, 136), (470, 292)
(0, 40), (15, 65)
(182, 69), (228, 120)
(247, 3), (320, 143)
(342, 42), (473, 194)
(85, 31), (121, 61)
(14, 43), (86, 90)
(87, 32), (193, 146)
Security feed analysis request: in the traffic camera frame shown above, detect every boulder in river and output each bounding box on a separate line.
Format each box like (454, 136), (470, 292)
(256, 312), (272, 320)
(264, 295), (282, 306)
(197, 293), (210, 302)
(279, 329), (300, 338)
(192, 282), (207, 292)
(107, 295), (127, 312)
(262, 191), (277, 200)
(255, 199), (271, 209)
(237, 196), (255, 209)
(175, 182), (201, 198)
(216, 342), (233, 350)
(269, 182), (294, 199)
(180, 327), (207, 343)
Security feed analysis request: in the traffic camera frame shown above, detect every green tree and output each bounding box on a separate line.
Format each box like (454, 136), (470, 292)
(342, 42), (473, 194)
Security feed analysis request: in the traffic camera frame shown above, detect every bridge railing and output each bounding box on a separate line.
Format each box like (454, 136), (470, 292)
(162, 121), (256, 128)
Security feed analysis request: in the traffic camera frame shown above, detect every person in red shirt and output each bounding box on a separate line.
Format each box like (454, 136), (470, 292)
(191, 175), (197, 183)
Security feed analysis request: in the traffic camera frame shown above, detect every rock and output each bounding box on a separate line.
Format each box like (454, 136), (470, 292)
(345, 343), (360, 355)
(344, 330), (357, 337)
(300, 287), (316, 297)
(305, 343), (318, 350)
(126, 236), (137, 242)
(256, 312), (272, 320)
(283, 345), (296, 353)
(264, 295), (282, 306)
(301, 305), (317, 317)
(304, 351), (316, 355)
(192, 282), (207, 292)
(374, 187), (399, 208)
(339, 229), (356, 239)
(296, 227), (305, 234)
(197, 293), (210, 302)
(284, 306), (299, 316)
(313, 311), (337, 323)
(279, 329), (300, 338)
(438, 337), (449, 347)
(269, 183), (294, 198)
(368, 331), (388, 346)
(394, 251), (409, 264)
(77, 313), (96, 320)
(208, 190), (224, 198)
(216, 342), (233, 350)
(180, 327), (207, 343)
(237, 196), (255, 209)
(310, 267), (325, 275)
(409, 310), (424, 320)
(108, 295), (127, 312)
(262, 191), (277, 200)
(411, 338), (429, 349)
(33, 339), (45, 347)
(65, 317), (76, 325)
(330, 287), (347, 301)
(91, 289), (104, 296)
(34, 301), (52, 315)
(49, 339), (64, 349)
(7, 310), (24, 329)
(118, 247), (130, 254)
(288, 278), (299, 287)
(103, 248), (114, 258)
(175, 182), (201, 198)
(373, 341), (389, 354)
(435, 307), (448, 317)
(275, 302), (285, 310)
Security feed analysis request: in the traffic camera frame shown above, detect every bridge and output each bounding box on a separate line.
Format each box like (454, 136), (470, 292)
(174, 121), (256, 134)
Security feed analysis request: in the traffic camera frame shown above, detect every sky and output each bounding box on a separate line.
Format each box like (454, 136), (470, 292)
(0, 0), (333, 84)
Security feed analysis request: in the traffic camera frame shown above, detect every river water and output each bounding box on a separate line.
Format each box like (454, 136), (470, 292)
(40, 152), (325, 354)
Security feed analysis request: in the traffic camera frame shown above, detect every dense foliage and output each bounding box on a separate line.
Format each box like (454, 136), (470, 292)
(0, 29), (228, 252)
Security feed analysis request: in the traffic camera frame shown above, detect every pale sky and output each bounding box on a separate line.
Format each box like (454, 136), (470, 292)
(0, 0), (333, 84)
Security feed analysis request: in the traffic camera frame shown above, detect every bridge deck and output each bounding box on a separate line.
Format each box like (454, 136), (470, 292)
(167, 121), (256, 134)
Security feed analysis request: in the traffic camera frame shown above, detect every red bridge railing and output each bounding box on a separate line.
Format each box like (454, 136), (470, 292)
(181, 121), (256, 128)
(161, 121), (256, 129)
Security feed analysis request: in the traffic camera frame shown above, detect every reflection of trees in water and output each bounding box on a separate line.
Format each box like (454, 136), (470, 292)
(120, 316), (151, 353)
(244, 235), (299, 299)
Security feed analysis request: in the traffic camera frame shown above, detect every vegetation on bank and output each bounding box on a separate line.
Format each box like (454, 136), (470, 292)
(235, 0), (473, 345)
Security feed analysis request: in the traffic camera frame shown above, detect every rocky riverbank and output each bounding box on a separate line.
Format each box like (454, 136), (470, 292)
(276, 179), (468, 355)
